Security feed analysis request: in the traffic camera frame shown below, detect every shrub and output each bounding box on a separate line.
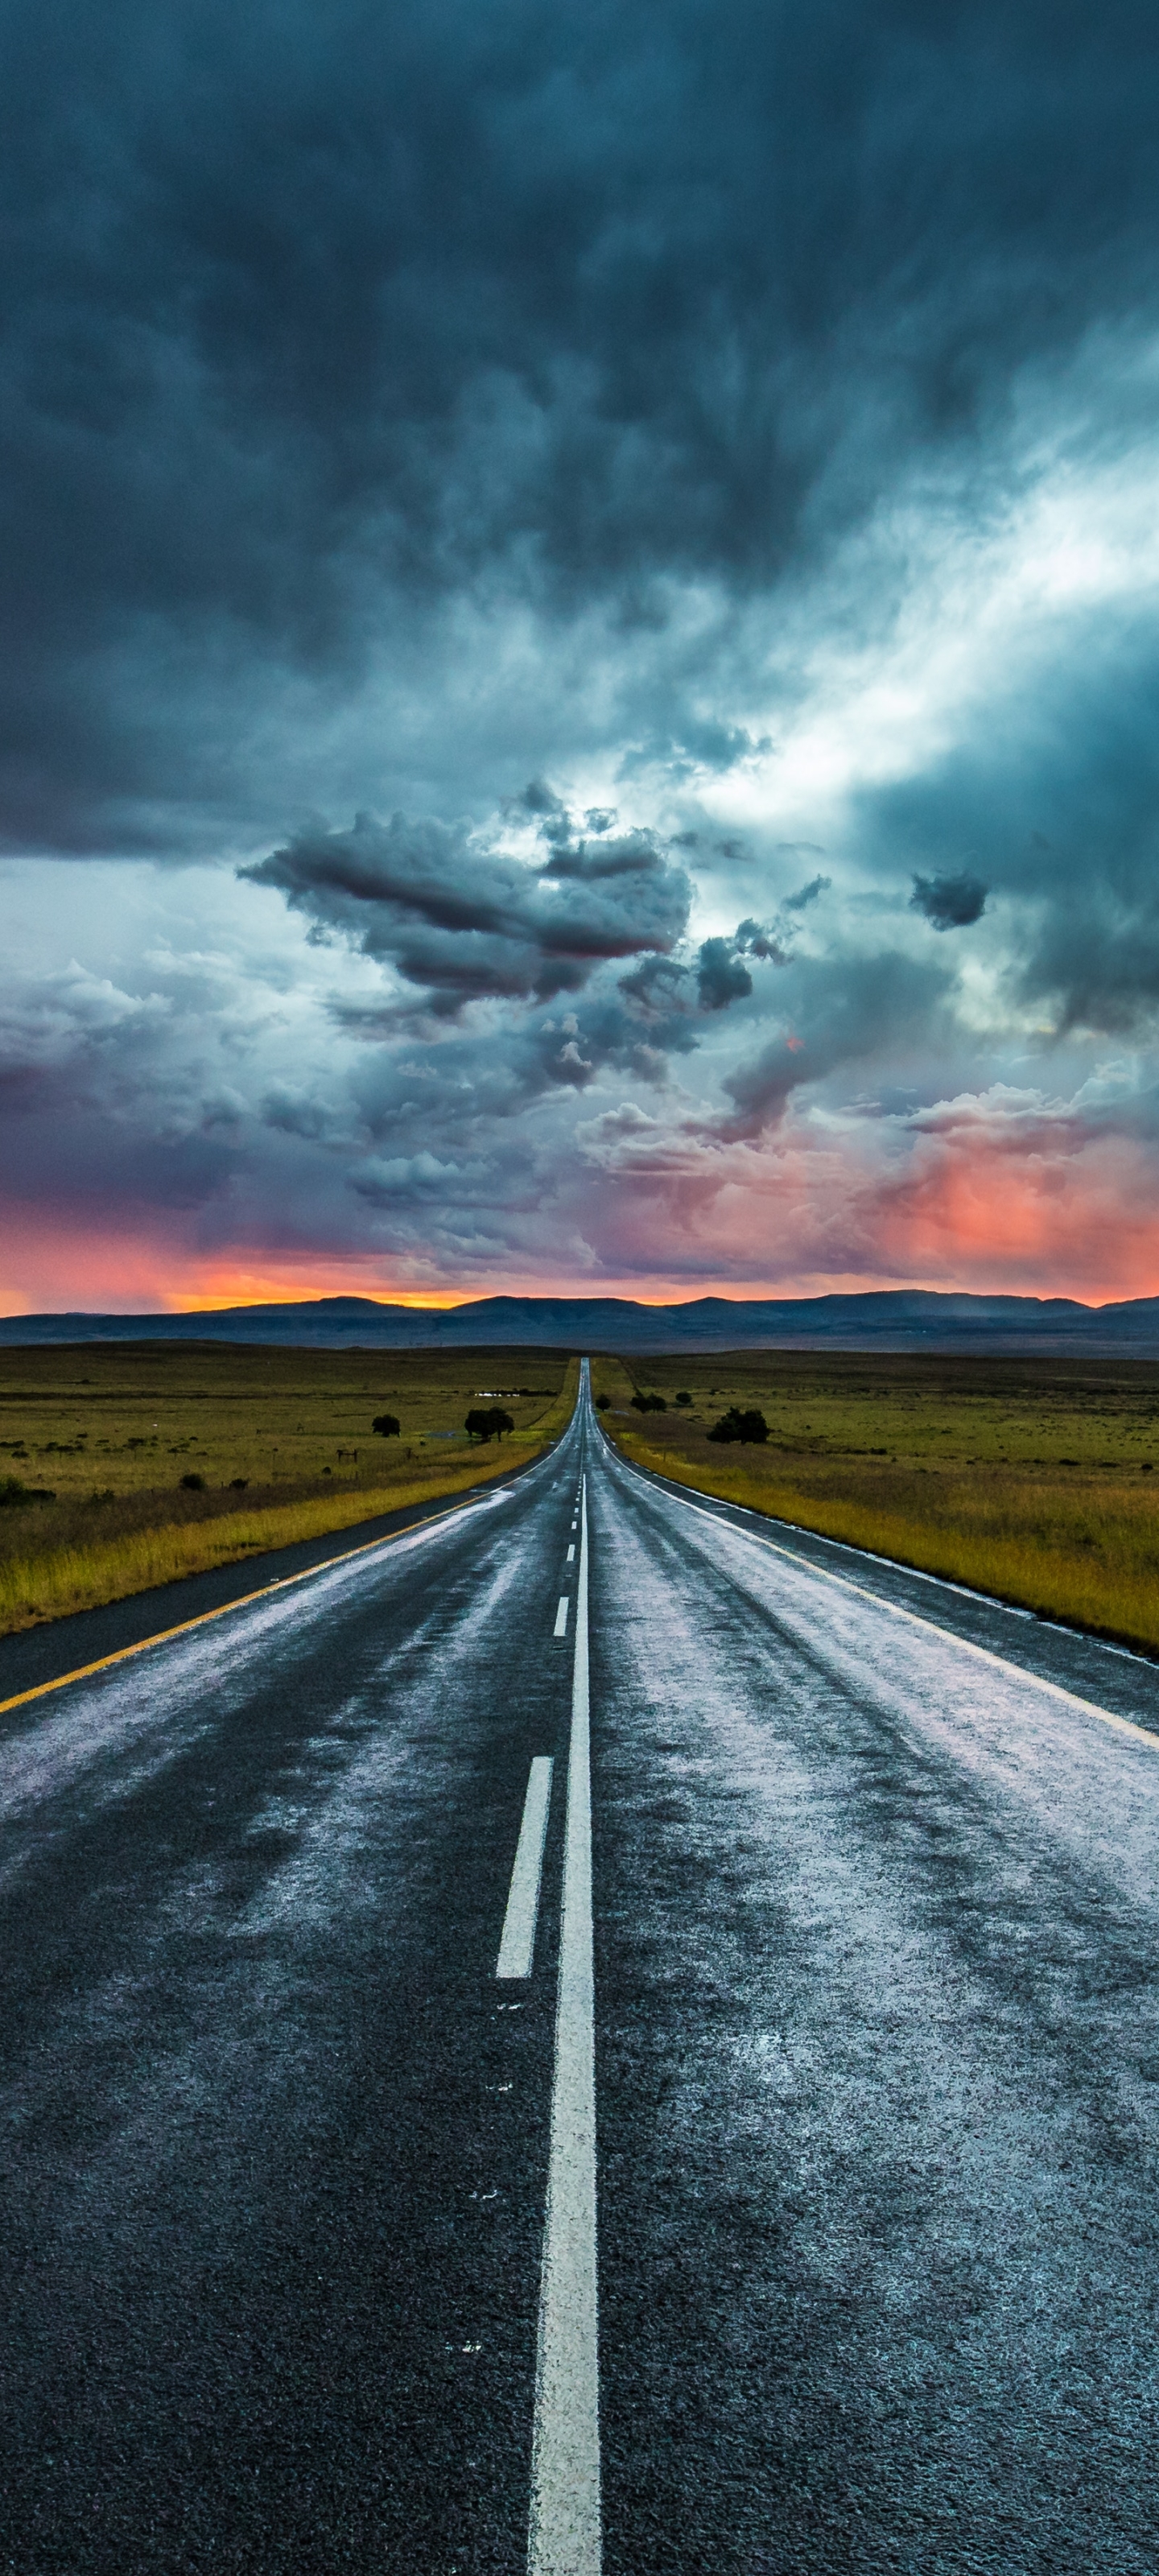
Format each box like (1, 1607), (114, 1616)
(707, 1406), (769, 1445)
(631, 1393), (667, 1414)
(373, 1413), (401, 1437)
(228, 1476), (249, 1491)
(595, 1395), (610, 1412)
(179, 1471), (207, 1491)
(0, 1476), (56, 1504)
(674, 1391), (692, 1406)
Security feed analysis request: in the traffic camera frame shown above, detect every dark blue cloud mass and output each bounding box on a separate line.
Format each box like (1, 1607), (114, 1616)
(0, 0), (1157, 847)
(4, 2), (1159, 1299)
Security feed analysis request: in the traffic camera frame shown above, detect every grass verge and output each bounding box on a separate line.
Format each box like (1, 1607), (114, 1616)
(592, 1349), (1159, 1657)
(0, 1356), (579, 1633)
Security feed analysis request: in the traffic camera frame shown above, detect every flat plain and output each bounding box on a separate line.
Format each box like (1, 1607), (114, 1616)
(593, 1345), (1159, 1655)
(0, 1342), (575, 1633)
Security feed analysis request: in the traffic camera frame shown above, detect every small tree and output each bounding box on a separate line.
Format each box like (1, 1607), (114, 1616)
(594, 1394), (610, 1412)
(372, 1413), (401, 1437)
(707, 1406), (769, 1445)
(674, 1391), (691, 1406)
(465, 1406), (515, 1442)
(631, 1392), (667, 1414)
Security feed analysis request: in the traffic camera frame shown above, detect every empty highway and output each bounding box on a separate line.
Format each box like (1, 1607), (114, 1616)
(4, 1364), (1159, 2573)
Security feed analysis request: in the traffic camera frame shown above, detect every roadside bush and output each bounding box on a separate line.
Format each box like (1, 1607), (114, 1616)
(372, 1413), (401, 1437)
(595, 1395), (610, 1412)
(179, 1471), (206, 1490)
(674, 1391), (692, 1406)
(631, 1393), (667, 1414)
(707, 1407), (769, 1445)
(0, 1475), (55, 1504)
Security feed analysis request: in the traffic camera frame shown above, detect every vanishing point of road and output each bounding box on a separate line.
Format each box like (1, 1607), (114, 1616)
(4, 1364), (1159, 2573)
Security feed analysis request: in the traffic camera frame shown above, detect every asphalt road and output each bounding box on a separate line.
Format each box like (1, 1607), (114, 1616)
(5, 1366), (1159, 2573)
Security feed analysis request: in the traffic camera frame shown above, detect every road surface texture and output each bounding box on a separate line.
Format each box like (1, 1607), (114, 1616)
(4, 1364), (1159, 2573)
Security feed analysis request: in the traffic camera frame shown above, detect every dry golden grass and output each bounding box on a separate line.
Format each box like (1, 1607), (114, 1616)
(0, 1347), (578, 1633)
(592, 1348), (1159, 1655)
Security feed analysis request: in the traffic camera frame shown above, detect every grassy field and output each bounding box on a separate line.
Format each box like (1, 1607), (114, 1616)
(0, 1344), (577, 1634)
(592, 1347), (1159, 1657)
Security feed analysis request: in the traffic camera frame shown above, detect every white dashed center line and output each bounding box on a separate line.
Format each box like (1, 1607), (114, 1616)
(496, 1758), (555, 1980)
(554, 1596), (569, 1637)
(530, 1468), (600, 2574)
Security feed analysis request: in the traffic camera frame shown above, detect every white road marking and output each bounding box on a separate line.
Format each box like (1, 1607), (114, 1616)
(554, 1596), (569, 1637)
(624, 1463), (1159, 1753)
(567, 1544), (575, 1563)
(530, 1471), (600, 2576)
(496, 1758), (554, 1980)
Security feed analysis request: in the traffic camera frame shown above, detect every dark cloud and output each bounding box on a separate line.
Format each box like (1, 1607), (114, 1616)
(516, 780), (567, 820)
(735, 919), (788, 964)
(782, 873), (831, 913)
(514, 780), (572, 846)
(696, 937), (753, 1012)
(241, 806), (691, 1012)
(909, 872), (988, 931)
(732, 875), (830, 964)
(2, 0), (1159, 847)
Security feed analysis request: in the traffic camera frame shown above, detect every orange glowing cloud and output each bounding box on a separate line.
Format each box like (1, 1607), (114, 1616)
(864, 1117), (1159, 1301)
(567, 1092), (1159, 1306)
(6, 1089), (1159, 1315)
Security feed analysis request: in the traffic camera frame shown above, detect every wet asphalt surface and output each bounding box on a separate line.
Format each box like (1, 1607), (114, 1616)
(5, 1378), (1159, 2572)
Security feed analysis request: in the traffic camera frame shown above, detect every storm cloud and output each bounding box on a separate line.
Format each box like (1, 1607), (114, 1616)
(909, 873), (988, 931)
(6, 4), (1159, 1304)
(1, 0), (1158, 850)
(243, 807), (691, 1012)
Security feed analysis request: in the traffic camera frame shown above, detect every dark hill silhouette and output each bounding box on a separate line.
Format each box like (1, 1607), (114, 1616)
(3, 1289), (1159, 1352)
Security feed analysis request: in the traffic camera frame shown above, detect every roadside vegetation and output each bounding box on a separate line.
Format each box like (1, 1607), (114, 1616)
(0, 1344), (577, 1634)
(592, 1347), (1159, 1657)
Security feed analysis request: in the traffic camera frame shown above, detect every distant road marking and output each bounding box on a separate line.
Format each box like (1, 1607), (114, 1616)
(616, 1453), (1159, 1754)
(567, 1544), (575, 1563)
(496, 1758), (554, 1979)
(554, 1597), (569, 1637)
(0, 1488), (506, 1722)
(529, 1471), (600, 2575)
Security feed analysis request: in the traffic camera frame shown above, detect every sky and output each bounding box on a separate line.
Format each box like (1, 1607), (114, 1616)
(5, 1), (1159, 1313)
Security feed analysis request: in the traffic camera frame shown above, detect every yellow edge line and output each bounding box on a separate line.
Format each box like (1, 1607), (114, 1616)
(0, 1488), (486, 1721)
(616, 1440), (1159, 1752)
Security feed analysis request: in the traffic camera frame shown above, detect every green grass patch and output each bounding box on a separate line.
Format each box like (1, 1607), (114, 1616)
(592, 1348), (1159, 1655)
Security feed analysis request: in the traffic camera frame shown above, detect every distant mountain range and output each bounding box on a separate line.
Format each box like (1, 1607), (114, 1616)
(4, 1289), (1159, 1354)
